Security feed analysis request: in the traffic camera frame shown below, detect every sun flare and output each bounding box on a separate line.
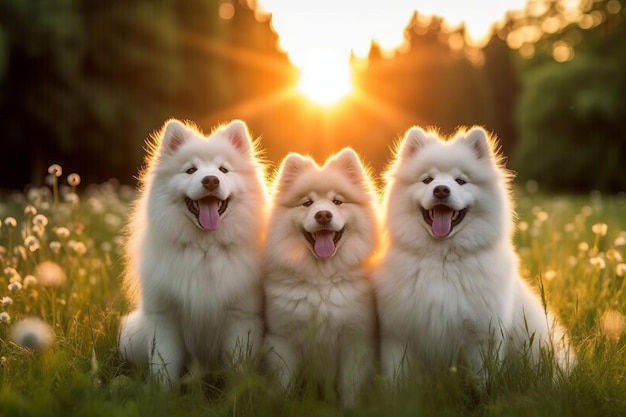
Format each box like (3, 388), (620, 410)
(295, 50), (354, 107)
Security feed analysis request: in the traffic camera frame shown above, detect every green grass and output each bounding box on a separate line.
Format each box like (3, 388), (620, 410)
(0, 172), (625, 417)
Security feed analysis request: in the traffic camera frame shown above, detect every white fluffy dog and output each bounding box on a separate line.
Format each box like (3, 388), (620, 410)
(118, 119), (267, 385)
(375, 126), (575, 384)
(263, 149), (379, 406)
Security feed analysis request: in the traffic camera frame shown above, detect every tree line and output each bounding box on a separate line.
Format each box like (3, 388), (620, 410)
(0, 0), (623, 192)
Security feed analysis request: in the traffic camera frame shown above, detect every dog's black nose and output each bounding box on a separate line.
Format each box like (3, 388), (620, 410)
(202, 175), (220, 191)
(433, 185), (450, 199)
(315, 210), (333, 225)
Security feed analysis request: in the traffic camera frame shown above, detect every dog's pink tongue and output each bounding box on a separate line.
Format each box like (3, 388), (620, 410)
(198, 197), (221, 230)
(314, 230), (336, 258)
(432, 205), (454, 238)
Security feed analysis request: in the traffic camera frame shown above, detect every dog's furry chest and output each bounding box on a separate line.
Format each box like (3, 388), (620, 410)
(381, 252), (512, 356)
(142, 242), (258, 315)
(266, 274), (371, 340)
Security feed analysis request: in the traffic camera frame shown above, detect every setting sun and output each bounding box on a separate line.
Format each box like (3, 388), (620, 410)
(254, 0), (584, 107)
(295, 50), (354, 107)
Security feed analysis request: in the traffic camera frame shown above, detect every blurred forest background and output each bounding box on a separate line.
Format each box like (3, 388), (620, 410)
(0, 0), (624, 192)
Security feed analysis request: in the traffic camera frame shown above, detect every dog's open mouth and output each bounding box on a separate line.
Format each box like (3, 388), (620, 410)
(303, 227), (345, 259)
(185, 196), (229, 230)
(422, 205), (467, 238)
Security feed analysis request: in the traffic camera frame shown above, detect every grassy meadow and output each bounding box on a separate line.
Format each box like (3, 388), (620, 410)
(0, 167), (625, 417)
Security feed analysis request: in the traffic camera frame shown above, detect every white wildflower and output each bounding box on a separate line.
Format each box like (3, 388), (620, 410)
(3, 217), (17, 228)
(48, 164), (62, 178)
(10, 317), (55, 352)
(592, 223), (608, 237)
(0, 312), (10, 324)
(1, 296), (13, 307)
(544, 270), (557, 280)
(590, 257), (606, 270)
(23, 275), (38, 288)
(35, 261), (67, 287)
(54, 227), (71, 239)
(67, 173), (81, 187)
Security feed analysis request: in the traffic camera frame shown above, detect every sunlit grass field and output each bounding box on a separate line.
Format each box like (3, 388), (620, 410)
(0, 167), (625, 417)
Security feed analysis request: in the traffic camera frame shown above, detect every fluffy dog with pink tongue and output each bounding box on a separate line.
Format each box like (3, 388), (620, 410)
(262, 148), (379, 406)
(119, 119), (267, 386)
(375, 126), (576, 387)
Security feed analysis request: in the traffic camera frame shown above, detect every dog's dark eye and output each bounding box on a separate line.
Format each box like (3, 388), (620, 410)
(455, 178), (467, 185)
(219, 167), (229, 174)
(186, 167), (197, 175)
(302, 200), (313, 207)
(332, 199), (343, 206)
(422, 177), (433, 184)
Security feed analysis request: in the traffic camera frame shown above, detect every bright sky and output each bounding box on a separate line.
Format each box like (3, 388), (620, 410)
(251, 1), (569, 106)
(256, 1), (528, 59)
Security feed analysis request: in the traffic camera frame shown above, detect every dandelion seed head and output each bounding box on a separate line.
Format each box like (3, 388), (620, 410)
(67, 173), (81, 187)
(616, 263), (626, 277)
(35, 261), (67, 287)
(8, 282), (22, 292)
(23, 275), (37, 288)
(70, 240), (87, 256)
(600, 310), (625, 342)
(592, 223), (608, 237)
(607, 249), (623, 263)
(544, 270), (557, 280)
(49, 241), (62, 254)
(24, 205), (37, 216)
(0, 312), (10, 324)
(578, 242), (590, 252)
(0, 356), (6, 365)
(24, 236), (40, 252)
(10, 317), (55, 352)
(4, 217), (17, 228)
(54, 227), (70, 239)
(64, 192), (79, 205)
(1, 296), (13, 307)
(32, 214), (48, 228)
(590, 256), (606, 270)
(48, 164), (62, 177)
(536, 211), (549, 222)
(8, 272), (22, 283)
(518, 221), (528, 232)
(3, 267), (17, 277)
(614, 234), (626, 247)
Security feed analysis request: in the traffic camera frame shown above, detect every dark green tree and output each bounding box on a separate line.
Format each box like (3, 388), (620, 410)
(513, 0), (626, 191)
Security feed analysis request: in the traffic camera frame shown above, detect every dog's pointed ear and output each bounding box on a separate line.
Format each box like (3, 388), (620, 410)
(160, 119), (192, 155)
(399, 126), (433, 159)
(222, 120), (252, 154)
(463, 127), (491, 160)
(276, 153), (315, 189)
(327, 148), (366, 185)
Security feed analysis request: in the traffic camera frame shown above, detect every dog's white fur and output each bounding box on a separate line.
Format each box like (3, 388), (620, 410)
(118, 119), (267, 385)
(263, 149), (379, 406)
(375, 126), (575, 384)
